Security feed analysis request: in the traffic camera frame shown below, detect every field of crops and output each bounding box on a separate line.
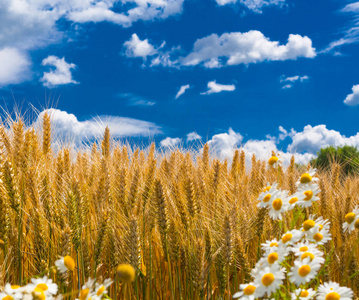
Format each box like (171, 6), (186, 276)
(0, 113), (359, 299)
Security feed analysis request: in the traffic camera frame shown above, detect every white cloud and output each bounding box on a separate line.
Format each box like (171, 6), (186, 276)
(117, 93), (156, 106)
(36, 108), (162, 143)
(41, 56), (78, 87)
(124, 34), (157, 59)
(282, 84), (293, 89)
(281, 75), (309, 83)
(322, 2), (359, 53)
(203, 124), (359, 166)
(207, 128), (243, 157)
(0, 48), (31, 86)
(201, 81), (235, 95)
(287, 125), (359, 154)
(160, 137), (182, 148)
(182, 30), (316, 68)
(280, 75), (309, 89)
(175, 84), (190, 99)
(0, 0), (184, 86)
(215, 0), (285, 13)
(344, 84), (359, 106)
(187, 132), (202, 142)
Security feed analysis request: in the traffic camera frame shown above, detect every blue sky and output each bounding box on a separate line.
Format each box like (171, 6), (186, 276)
(1, 0), (359, 163)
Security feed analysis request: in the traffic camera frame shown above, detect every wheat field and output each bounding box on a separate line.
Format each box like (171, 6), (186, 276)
(0, 113), (359, 299)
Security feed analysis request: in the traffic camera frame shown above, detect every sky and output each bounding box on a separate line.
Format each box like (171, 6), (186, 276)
(1, 0), (359, 164)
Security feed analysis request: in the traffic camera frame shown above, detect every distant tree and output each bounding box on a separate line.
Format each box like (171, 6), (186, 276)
(310, 145), (359, 175)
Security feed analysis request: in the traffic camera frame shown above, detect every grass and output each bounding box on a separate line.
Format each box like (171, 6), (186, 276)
(0, 113), (358, 299)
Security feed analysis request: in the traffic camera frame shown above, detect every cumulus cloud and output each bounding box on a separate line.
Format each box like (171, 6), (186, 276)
(124, 34), (157, 59)
(344, 84), (359, 106)
(203, 124), (359, 166)
(36, 108), (162, 144)
(215, 0), (285, 13)
(287, 125), (359, 154)
(0, 48), (31, 86)
(207, 128), (243, 157)
(201, 81), (236, 95)
(175, 84), (190, 99)
(0, 0), (184, 86)
(182, 30), (316, 68)
(41, 56), (78, 87)
(187, 132), (202, 142)
(160, 137), (182, 148)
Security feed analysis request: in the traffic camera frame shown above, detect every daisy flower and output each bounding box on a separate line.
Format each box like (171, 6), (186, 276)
(94, 279), (112, 297)
(76, 278), (95, 300)
(253, 264), (286, 298)
(268, 153), (282, 168)
(258, 246), (288, 267)
(342, 206), (359, 233)
(261, 238), (280, 252)
(257, 190), (274, 208)
(233, 283), (258, 299)
(291, 242), (321, 257)
(288, 195), (299, 210)
(289, 257), (321, 286)
(0, 284), (23, 300)
(291, 288), (316, 300)
(306, 226), (331, 245)
(316, 281), (353, 300)
(55, 256), (75, 273)
(267, 190), (290, 220)
(296, 168), (318, 186)
(23, 276), (58, 297)
(294, 247), (325, 265)
(295, 184), (320, 208)
(280, 229), (304, 246)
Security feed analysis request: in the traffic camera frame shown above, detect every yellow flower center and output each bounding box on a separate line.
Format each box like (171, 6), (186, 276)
(64, 255), (75, 271)
(282, 233), (293, 244)
(261, 273), (275, 286)
(303, 190), (313, 201)
(3, 296), (14, 300)
(32, 288), (46, 300)
(97, 286), (106, 296)
(299, 246), (309, 252)
(11, 285), (20, 289)
(313, 232), (323, 242)
(272, 198), (282, 211)
(325, 292), (340, 300)
(319, 224), (323, 231)
(303, 220), (315, 231)
(117, 264), (136, 283)
(345, 212), (356, 224)
(243, 285), (256, 295)
(263, 194), (271, 203)
(289, 197), (298, 204)
(268, 156), (279, 166)
(301, 252), (315, 261)
(354, 219), (359, 229)
(300, 290), (309, 297)
(300, 173), (312, 184)
(269, 242), (278, 247)
(80, 288), (90, 300)
(36, 283), (48, 291)
(298, 265), (311, 277)
(267, 252), (279, 264)
(263, 186), (271, 192)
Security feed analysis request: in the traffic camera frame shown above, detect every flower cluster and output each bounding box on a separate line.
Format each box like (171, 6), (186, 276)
(233, 166), (354, 299)
(257, 168), (320, 220)
(0, 256), (135, 300)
